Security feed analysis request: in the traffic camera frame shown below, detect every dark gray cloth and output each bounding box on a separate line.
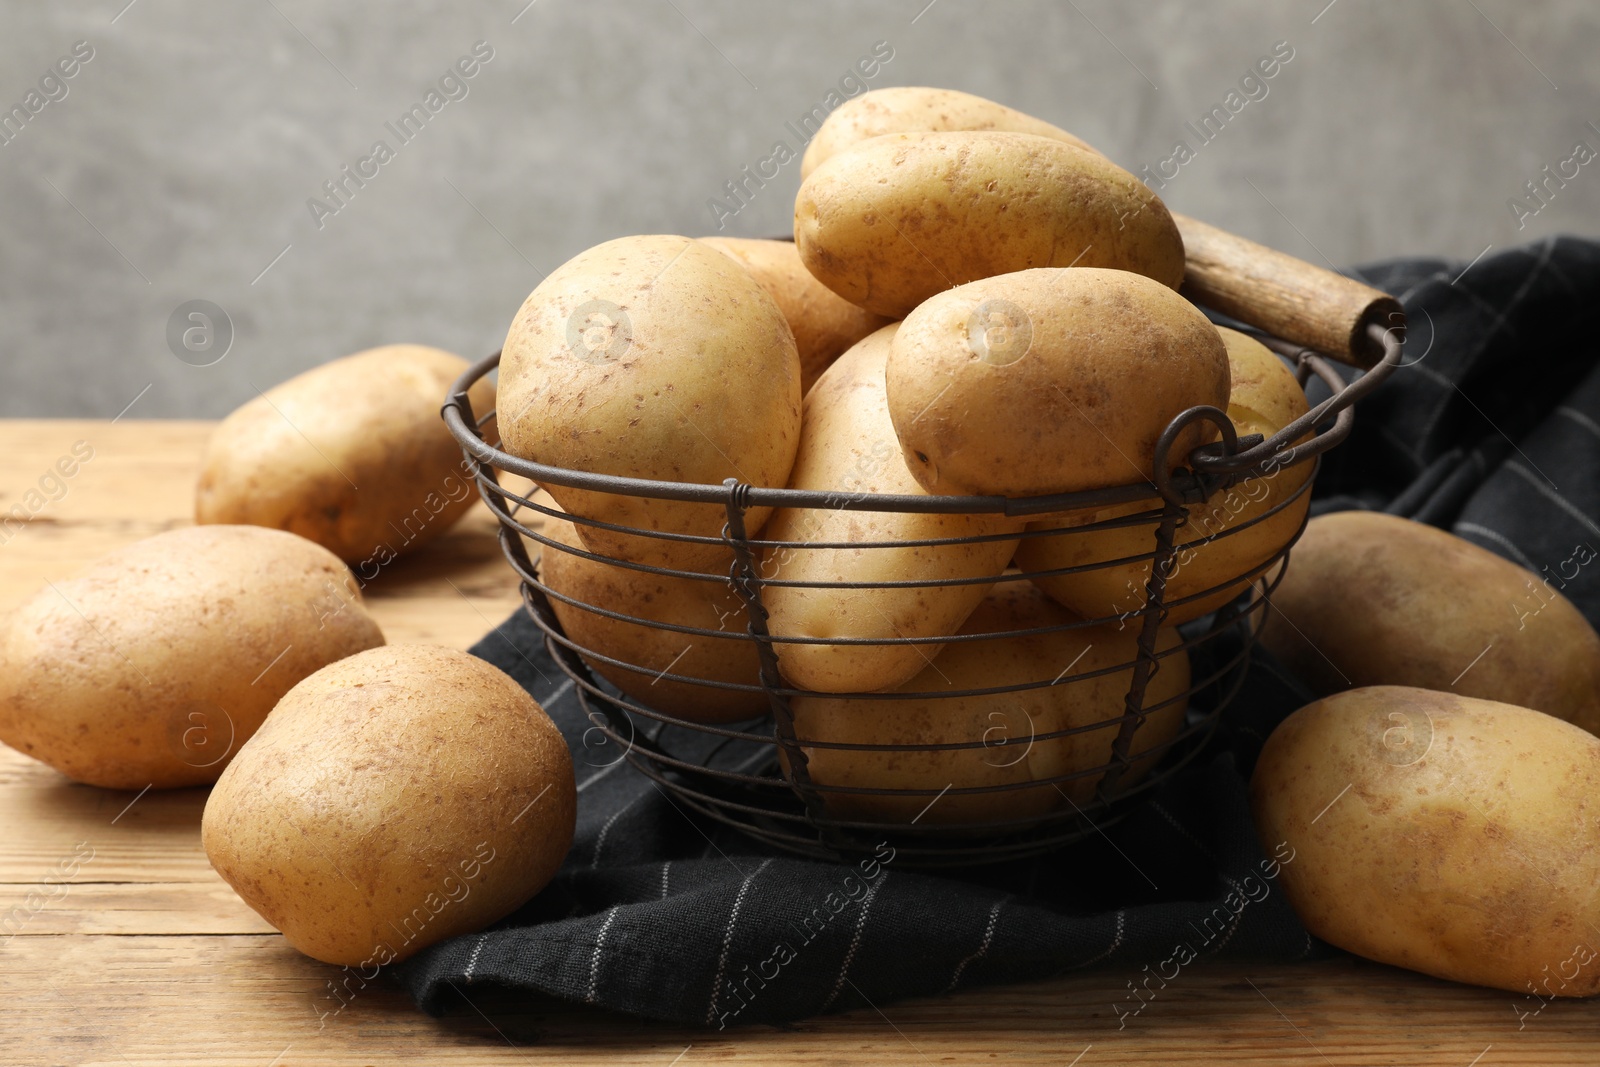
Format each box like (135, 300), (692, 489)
(398, 237), (1600, 1028)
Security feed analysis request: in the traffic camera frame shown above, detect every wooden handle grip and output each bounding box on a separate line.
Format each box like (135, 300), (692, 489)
(1173, 212), (1402, 369)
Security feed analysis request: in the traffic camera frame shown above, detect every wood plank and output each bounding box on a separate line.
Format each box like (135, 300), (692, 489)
(0, 935), (1585, 1066)
(0, 882), (272, 935)
(0, 419), (525, 646)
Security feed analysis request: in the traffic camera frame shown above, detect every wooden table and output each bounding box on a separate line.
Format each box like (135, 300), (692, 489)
(1, 419), (1594, 1066)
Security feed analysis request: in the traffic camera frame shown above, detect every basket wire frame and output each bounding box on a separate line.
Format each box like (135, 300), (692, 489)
(442, 321), (1403, 867)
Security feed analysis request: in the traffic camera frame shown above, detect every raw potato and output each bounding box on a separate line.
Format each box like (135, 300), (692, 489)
(0, 526), (384, 789)
(497, 235), (802, 571)
(798, 86), (1099, 179)
(202, 644), (576, 968)
(1259, 511), (1600, 733)
(795, 132), (1184, 319)
(540, 508), (767, 723)
(1253, 686), (1600, 997)
(195, 345), (494, 566)
(887, 268), (1230, 498)
(790, 582), (1190, 827)
(700, 236), (891, 394)
(1018, 328), (1311, 623)
(761, 324), (1021, 694)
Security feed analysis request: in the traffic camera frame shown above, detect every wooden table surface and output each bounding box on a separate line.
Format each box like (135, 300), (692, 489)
(2, 419), (1596, 1066)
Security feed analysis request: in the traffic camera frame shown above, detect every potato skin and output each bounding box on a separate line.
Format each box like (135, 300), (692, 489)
(760, 324), (1021, 694)
(699, 236), (891, 394)
(887, 268), (1230, 498)
(195, 344), (492, 565)
(540, 509), (767, 723)
(0, 526), (384, 789)
(1259, 512), (1600, 733)
(498, 235), (802, 570)
(791, 582), (1190, 827)
(1252, 686), (1600, 997)
(795, 132), (1183, 319)
(202, 644), (576, 968)
(798, 86), (1098, 179)
(1018, 328), (1311, 623)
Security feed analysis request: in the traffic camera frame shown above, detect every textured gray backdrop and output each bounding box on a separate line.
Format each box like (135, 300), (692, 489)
(1, 0), (1595, 418)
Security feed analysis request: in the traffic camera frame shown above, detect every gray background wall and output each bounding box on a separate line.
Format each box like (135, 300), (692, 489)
(1, 0), (1595, 419)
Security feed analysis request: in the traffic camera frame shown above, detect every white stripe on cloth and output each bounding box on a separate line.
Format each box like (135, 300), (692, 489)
(586, 905), (621, 1004)
(943, 897), (1009, 993)
(820, 872), (889, 1011)
(1507, 462), (1600, 539)
(704, 858), (774, 1025)
(1150, 800), (1218, 862)
(462, 933), (489, 981)
(1074, 907), (1125, 969)
(660, 860), (672, 900)
(1456, 522), (1539, 571)
(1557, 405), (1600, 442)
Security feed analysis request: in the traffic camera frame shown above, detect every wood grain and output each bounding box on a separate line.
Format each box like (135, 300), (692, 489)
(1, 419), (1595, 1064)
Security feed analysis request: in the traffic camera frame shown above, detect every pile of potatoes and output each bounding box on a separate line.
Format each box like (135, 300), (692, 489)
(497, 87), (1321, 830)
(7, 82), (1599, 1008)
(0, 348), (578, 967)
(495, 84), (1600, 1004)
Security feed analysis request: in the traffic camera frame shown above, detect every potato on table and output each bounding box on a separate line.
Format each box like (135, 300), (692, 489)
(795, 131), (1183, 319)
(203, 644), (575, 967)
(1259, 511), (1600, 733)
(196, 344), (493, 566)
(1253, 686), (1600, 997)
(0, 525), (384, 789)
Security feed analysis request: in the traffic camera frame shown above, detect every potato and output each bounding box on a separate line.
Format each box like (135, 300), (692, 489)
(1018, 328), (1311, 623)
(1253, 686), (1600, 997)
(790, 582), (1190, 827)
(760, 324), (1021, 694)
(795, 132), (1183, 319)
(798, 86), (1098, 179)
(887, 268), (1230, 498)
(498, 235), (802, 571)
(539, 508), (767, 723)
(202, 644), (576, 968)
(1259, 512), (1600, 733)
(196, 344), (493, 566)
(0, 526), (384, 789)
(699, 236), (891, 394)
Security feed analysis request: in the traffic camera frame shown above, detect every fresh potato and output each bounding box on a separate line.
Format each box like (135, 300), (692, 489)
(498, 235), (802, 571)
(795, 132), (1183, 319)
(196, 344), (493, 566)
(1259, 512), (1600, 733)
(798, 86), (1098, 179)
(887, 268), (1230, 498)
(790, 582), (1190, 827)
(539, 508), (766, 723)
(760, 324), (1021, 694)
(0, 526), (384, 789)
(203, 644), (576, 968)
(699, 236), (891, 394)
(1018, 328), (1311, 623)
(1253, 686), (1600, 997)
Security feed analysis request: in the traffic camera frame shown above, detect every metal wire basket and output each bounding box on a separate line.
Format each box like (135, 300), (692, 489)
(442, 319), (1403, 867)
